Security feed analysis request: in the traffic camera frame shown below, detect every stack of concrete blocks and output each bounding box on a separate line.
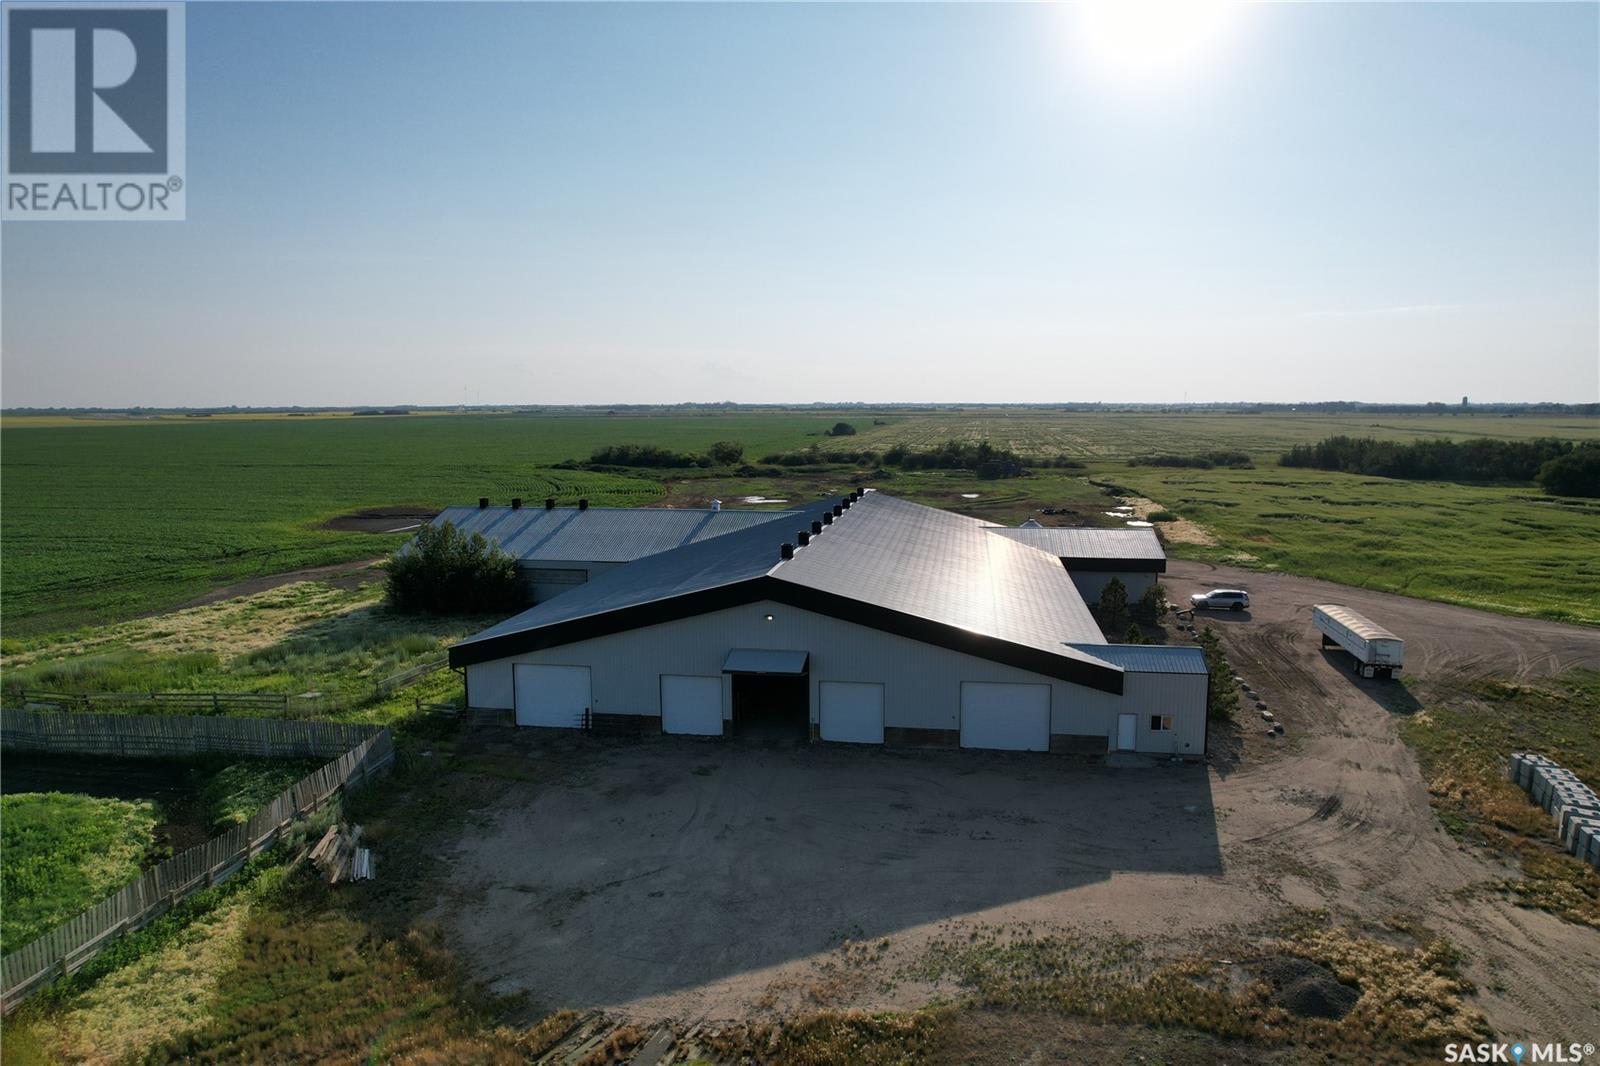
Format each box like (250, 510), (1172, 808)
(1509, 753), (1600, 871)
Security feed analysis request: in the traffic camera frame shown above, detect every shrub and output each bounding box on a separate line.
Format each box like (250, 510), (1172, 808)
(1096, 578), (1130, 633)
(1131, 583), (1168, 625)
(1122, 622), (1151, 645)
(586, 444), (708, 468)
(1194, 626), (1238, 721)
(828, 422), (858, 436)
(1128, 451), (1252, 469)
(708, 440), (745, 465)
(386, 522), (523, 614)
(1147, 509), (1178, 522)
(1535, 442), (1600, 498)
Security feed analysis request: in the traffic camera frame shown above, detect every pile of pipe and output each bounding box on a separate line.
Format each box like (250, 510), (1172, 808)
(1509, 753), (1600, 870)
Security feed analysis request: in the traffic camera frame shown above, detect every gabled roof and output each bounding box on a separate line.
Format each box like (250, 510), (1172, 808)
(1069, 643), (1207, 675)
(987, 526), (1166, 571)
(450, 492), (1123, 693)
(430, 504), (799, 564)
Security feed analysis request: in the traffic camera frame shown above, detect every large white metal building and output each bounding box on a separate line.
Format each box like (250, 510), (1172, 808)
(448, 492), (1207, 756)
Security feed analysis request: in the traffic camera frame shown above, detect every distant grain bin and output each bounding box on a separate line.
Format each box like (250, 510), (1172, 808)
(1313, 604), (1404, 678)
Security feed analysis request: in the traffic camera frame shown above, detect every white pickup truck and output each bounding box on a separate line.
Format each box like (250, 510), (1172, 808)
(1313, 604), (1404, 678)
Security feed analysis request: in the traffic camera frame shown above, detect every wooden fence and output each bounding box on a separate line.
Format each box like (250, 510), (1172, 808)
(0, 712), (395, 1012)
(14, 689), (295, 717)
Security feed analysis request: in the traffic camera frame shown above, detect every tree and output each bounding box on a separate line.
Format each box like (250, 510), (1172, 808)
(1194, 625), (1239, 722)
(1122, 622), (1150, 645)
(386, 521), (523, 614)
(1536, 443), (1600, 498)
(1132, 583), (1168, 626)
(828, 422), (858, 437)
(708, 440), (745, 465)
(1096, 578), (1130, 633)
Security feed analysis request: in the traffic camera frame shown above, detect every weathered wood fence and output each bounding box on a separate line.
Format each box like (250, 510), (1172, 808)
(14, 690), (296, 716)
(0, 711), (395, 1013)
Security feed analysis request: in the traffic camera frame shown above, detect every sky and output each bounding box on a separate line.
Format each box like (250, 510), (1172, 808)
(2, 1), (1596, 407)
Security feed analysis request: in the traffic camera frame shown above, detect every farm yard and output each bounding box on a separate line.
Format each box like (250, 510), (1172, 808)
(2, 406), (1599, 1063)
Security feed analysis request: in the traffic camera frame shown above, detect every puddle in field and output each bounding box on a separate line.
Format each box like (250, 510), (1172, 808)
(740, 496), (789, 505)
(960, 493), (981, 499)
(1126, 520), (1154, 527)
(1103, 510), (1134, 518)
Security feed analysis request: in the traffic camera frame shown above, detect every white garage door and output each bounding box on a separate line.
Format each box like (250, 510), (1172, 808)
(959, 682), (1050, 752)
(660, 675), (723, 736)
(819, 681), (884, 744)
(513, 664), (591, 728)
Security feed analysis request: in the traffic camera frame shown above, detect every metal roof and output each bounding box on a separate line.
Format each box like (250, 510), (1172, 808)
(430, 505), (800, 563)
(723, 649), (810, 675)
(1069, 643), (1208, 675)
(1313, 604), (1401, 643)
(987, 526), (1167, 562)
(451, 492), (1122, 692)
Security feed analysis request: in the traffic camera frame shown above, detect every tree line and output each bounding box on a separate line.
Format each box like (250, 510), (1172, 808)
(1280, 435), (1599, 496)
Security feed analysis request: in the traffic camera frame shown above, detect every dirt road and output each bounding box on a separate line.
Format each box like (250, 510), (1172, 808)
(437, 567), (1600, 1040)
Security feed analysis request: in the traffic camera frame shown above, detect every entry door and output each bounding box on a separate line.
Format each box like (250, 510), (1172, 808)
(819, 682), (885, 744)
(513, 664), (591, 728)
(1117, 713), (1137, 751)
(660, 675), (724, 736)
(959, 682), (1050, 752)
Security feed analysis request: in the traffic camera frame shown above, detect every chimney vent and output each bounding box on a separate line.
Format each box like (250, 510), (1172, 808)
(511, 497), (523, 510)
(822, 512), (833, 525)
(711, 498), (722, 511)
(478, 497), (489, 509)
(797, 530), (810, 546)
(578, 498), (590, 511)
(545, 497), (556, 510)
(780, 542), (795, 560)
(811, 520), (823, 535)
(833, 504), (844, 516)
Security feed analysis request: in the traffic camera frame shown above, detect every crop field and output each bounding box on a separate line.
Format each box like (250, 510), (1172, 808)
(2, 409), (1596, 635)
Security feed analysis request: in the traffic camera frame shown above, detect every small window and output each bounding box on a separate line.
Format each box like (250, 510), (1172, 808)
(1149, 715), (1174, 732)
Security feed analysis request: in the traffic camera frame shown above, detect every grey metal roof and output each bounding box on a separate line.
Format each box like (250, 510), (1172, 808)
(723, 649), (810, 675)
(988, 526), (1166, 562)
(431, 505), (800, 564)
(451, 492), (1121, 691)
(1069, 644), (1208, 675)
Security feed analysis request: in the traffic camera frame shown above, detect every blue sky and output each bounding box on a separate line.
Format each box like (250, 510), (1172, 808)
(2, 1), (1596, 406)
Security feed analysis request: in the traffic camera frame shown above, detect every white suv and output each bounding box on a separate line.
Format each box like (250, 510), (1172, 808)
(1190, 589), (1250, 612)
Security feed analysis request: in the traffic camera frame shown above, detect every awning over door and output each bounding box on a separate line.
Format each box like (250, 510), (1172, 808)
(722, 648), (809, 675)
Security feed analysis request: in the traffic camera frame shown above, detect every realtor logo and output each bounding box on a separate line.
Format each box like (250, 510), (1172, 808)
(3, 2), (185, 219)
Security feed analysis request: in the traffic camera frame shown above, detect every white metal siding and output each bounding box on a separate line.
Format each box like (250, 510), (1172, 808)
(466, 600), (1203, 752)
(1074, 670), (1208, 755)
(819, 682), (885, 744)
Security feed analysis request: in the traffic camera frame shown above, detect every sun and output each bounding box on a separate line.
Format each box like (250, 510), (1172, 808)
(1072, 0), (1245, 84)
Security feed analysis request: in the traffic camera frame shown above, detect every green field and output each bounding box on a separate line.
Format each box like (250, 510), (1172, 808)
(1, 793), (158, 949)
(2, 409), (1596, 635)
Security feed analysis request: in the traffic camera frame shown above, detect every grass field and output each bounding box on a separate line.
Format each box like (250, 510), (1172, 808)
(1, 793), (158, 949)
(3, 409), (1595, 635)
(1111, 467), (1600, 624)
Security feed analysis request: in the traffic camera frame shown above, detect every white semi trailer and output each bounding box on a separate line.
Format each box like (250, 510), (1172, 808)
(1313, 604), (1404, 678)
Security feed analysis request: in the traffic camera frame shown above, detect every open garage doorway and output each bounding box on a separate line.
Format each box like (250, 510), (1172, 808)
(724, 649), (810, 741)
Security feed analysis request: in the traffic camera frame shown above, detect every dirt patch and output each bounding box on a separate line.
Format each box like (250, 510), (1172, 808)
(1260, 956), (1359, 1020)
(153, 558), (385, 616)
(1120, 493), (1219, 546)
(321, 507), (438, 533)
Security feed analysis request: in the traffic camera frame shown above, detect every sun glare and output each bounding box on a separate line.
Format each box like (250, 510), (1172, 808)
(1073, 0), (1245, 84)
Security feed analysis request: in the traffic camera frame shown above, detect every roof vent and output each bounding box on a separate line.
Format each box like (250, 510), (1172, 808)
(511, 497), (523, 509)
(841, 499), (852, 510)
(832, 504), (843, 517)
(797, 530), (810, 546)
(711, 498), (722, 511)
(478, 497), (489, 509)
(780, 542), (795, 560)
(822, 512), (833, 525)
(810, 520), (823, 535)
(578, 498), (589, 511)
(545, 497), (556, 510)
